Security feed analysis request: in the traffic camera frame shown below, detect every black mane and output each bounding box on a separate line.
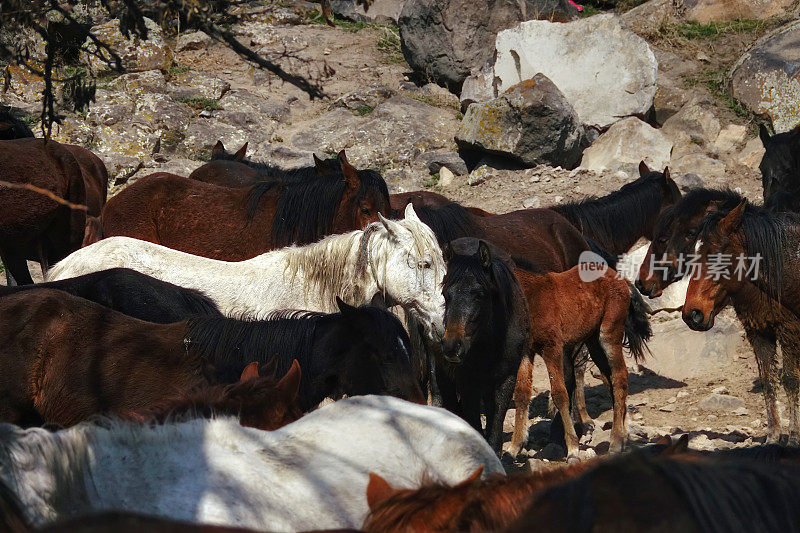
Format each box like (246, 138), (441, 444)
(552, 171), (680, 254)
(414, 202), (480, 245)
(699, 193), (788, 300)
(444, 251), (518, 322)
(672, 187), (744, 220)
(246, 168), (389, 246)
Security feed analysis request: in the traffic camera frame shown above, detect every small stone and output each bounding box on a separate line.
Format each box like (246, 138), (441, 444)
(677, 391), (689, 399)
(668, 397), (677, 404)
(176, 31), (212, 52)
(733, 406), (749, 416)
(438, 166), (455, 187)
(712, 386), (729, 395)
(523, 196), (541, 209)
(554, 195), (564, 203)
(659, 405), (676, 412)
(529, 176), (541, 183)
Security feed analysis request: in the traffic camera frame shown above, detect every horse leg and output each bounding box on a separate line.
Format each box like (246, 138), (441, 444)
(428, 341), (443, 407)
(542, 343), (580, 458)
(779, 330), (800, 446)
(37, 240), (50, 279)
(571, 345), (595, 435)
(590, 330), (629, 453)
(488, 374), (516, 455)
(0, 247), (33, 286)
(510, 355), (533, 457)
(746, 327), (780, 442)
(436, 362), (460, 416)
(460, 385), (483, 437)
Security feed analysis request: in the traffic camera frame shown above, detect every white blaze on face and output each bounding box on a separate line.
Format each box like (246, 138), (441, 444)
(694, 239), (703, 253)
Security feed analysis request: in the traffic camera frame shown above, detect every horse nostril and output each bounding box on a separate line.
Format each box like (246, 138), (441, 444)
(690, 309), (704, 325)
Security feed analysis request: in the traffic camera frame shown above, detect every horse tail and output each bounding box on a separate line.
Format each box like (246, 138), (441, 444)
(0, 478), (30, 533)
(82, 215), (103, 247)
(178, 287), (224, 317)
(623, 281), (652, 363)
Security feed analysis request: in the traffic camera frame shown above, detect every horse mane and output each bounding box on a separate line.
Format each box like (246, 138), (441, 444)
(672, 187), (744, 220)
(247, 169), (389, 247)
(414, 202), (479, 245)
(552, 171), (679, 252)
(699, 195), (787, 300)
(184, 314), (321, 383)
(0, 477), (28, 533)
(365, 462), (592, 532)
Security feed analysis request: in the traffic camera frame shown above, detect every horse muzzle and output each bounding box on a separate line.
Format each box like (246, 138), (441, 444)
(683, 308), (714, 331)
(442, 338), (465, 364)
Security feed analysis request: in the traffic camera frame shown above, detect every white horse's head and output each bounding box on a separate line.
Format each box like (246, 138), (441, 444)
(372, 204), (445, 340)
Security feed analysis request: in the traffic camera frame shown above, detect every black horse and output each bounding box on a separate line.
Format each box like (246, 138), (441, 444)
(437, 238), (530, 454)
(185, 297), (425, 411)
(0, 268), (221, 323)
(759, 124), (800, 213)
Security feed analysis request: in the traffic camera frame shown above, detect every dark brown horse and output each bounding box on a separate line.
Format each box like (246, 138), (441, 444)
(128, 360), (303, 431)
(87, 151), (390, 260)
(390, 191), (493, 218)
(508, 451), (800, 533)
(363, 462), (593, 533)
(0, 138), (86, 285)
(682, 200), (800, 443)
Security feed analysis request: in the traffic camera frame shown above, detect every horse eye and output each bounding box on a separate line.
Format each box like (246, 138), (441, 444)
(423, 261), (432, 269)
(657, 237), (668, 244)
(361, 208), (371, 215)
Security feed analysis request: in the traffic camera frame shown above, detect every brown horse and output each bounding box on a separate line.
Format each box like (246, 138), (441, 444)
(512, 265), (650, 457)
(0, 289), (303, 428)
(682, 200), (800, 443)
(363, 462), (593, 533)
(507, 451), (800, 533)
(87, 151), (390, 260)
(127, 360), (303, 431)
(0, 138), (87, 285)
(390, 191), (493, 218)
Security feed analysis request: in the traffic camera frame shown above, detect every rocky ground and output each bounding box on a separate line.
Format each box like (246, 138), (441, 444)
(2, 0), (799, 471)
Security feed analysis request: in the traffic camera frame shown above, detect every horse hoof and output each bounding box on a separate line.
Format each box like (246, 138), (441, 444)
(507, 443), (524, 458)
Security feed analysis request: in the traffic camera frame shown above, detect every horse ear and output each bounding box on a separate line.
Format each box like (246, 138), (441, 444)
(403, 203), (422, 224)
(313, 154), (327, 173)
(759, 123), (773, 146)
(718, 201), (746, 236)
(338, 150), (361, 190)
(277, 360), (302, 400)
(443, 241), (454, 263)
(638, 161), (651, 177)
(233, 142), (248, 162)
(336, 296), (357, 315)
(377, 212), (399, 238)
(366, 473), (396, 510)
(477, 241), (492, 269)
(454, 465), (484, 488)
(240, 362), (260, 381)
(212, 140), (225, 159)
(662, 167), (671, 181)
(673, 434), (690, 453)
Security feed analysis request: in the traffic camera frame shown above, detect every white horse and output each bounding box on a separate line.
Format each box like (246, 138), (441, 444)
(0, 396), (504, 531)
(48, 204), (445, 338)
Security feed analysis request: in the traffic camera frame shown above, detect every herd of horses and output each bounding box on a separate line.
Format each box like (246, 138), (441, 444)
(2, 101), (800, 530)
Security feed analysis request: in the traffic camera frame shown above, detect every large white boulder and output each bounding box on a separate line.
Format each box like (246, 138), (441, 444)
(579, 117), (673, 176)
(462, 14), (658, 130)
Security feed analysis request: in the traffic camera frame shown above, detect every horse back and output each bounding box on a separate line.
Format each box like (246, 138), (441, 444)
(62, 144), (109, 216)
(0, 289), (201, 427)
(481, 209), (588, 272)
(99, 173), (272, 260)
(189, 160), (261, 188)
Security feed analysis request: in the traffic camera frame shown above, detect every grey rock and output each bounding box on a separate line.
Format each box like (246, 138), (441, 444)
(468, 15), (658, 129)
(107, 70), (168, 97)
(83, 18), (172, 73)
(523, 196), (541, 209)
(398, 0), (578, 92)
(218, 89), (291, 124)
(168, 72), (230, 101)
(99, 153), (143, 185)
(580, 117), (673, 176)
(730, 20), (800, 133)
(176, 31), (212, 52)
(331, 86), (396, 112)
(456, 75), (584, 169)
(700, 393), (746, 412)
(675, 173), (705, 191)
(330, 0), (405, 24)
(683, 0), (793, 24)
(662, 96), (721, 154)
(86, 90), (136, 127)
(417, 150), (468, 175)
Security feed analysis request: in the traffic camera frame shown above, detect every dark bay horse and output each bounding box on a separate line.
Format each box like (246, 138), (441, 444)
(758, 124), (800, 212)
(508, 452), (800, 533)
(438, 238), (530, 454)
(514, 264), (650, 457)
(0, 268), (221, 323)
(0, 290), (422, 426)
(390, 191), (493, 218)
(129, 360), (303, 431)
(682, 199), (800, 442)
(88, 151), (391, 260)
(552, 162), (681, 257)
